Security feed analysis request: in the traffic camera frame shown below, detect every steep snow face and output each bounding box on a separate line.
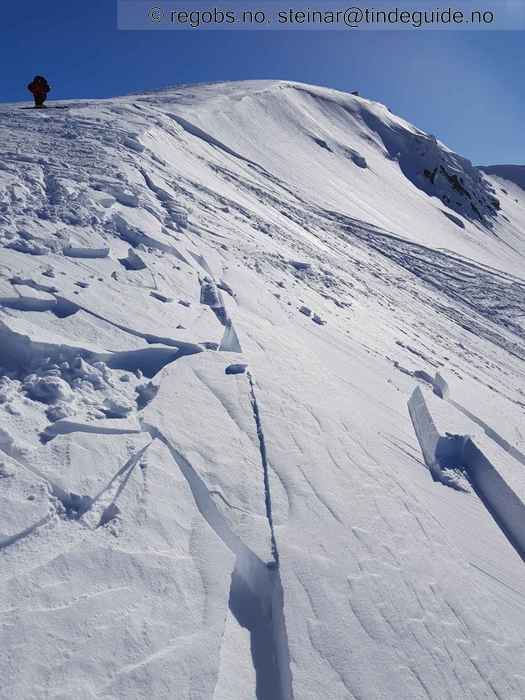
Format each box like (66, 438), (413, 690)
(142, 80), (524, 270)
(1, 81), (525, 699)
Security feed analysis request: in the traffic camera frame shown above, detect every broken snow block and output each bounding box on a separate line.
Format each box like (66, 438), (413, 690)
(72, 357), (106, 389)
(101, 397), (133, 418)
(6, 238), (49, 255)
(99, 503), (121, 527)
(166, 203), (189, 228)
(433, 372), (450, 399)
(46, 402), (73, 422)
(219, 322), (242, 353)
(150, 291), (173, 303)
(135, 382), (159, 410)
(63, 246), (110, 259)
(350, 151), (367, 168)
(24, 375), (74, 404)
(413, 370), (433, 384)
(200, 279), (222, 307)
(407, 386), (441, 479)
(122, 136), (145, 154)
(119, 248), (147, 271)
(66, 492), (93, 517)
(313, 137), (332, 152)
(225, 364), (247, 375)
(217, 280), (235, 298)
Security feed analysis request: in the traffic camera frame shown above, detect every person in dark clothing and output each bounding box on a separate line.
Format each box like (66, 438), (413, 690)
(27, 76), (50, 108)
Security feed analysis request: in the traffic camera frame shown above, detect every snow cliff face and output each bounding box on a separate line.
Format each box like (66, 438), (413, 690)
(1, 80), (525, 699)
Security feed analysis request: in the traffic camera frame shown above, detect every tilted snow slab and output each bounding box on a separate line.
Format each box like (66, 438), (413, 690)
(409, 387), (525, 562)
(142, 351), (274, 566)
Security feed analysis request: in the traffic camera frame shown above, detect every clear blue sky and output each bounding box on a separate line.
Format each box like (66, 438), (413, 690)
(2, 1), (523, 165)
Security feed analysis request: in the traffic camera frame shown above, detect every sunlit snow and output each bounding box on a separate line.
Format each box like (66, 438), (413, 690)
(1, 80), (525, 699)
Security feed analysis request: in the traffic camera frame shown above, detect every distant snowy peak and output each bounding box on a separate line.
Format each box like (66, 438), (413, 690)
(479, 164), (525, 191)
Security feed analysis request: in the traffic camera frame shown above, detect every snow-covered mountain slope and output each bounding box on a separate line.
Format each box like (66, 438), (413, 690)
(1, 80), (525, 699)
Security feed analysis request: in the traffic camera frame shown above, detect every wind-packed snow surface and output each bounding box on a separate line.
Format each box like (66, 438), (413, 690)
(1, 80), (525, 699)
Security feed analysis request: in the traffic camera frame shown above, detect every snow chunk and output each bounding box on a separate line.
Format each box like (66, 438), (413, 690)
(225, 363), (247, 375)
(118, 247), (147, 270)
(24, 375), (74, 404)
(63, 245), (109, 259)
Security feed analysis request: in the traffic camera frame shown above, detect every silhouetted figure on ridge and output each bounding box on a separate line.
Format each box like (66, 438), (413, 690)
(27, 75), (50, 108)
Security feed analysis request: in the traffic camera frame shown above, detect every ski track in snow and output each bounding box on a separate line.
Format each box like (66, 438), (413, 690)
(1, 81), (525, 699)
